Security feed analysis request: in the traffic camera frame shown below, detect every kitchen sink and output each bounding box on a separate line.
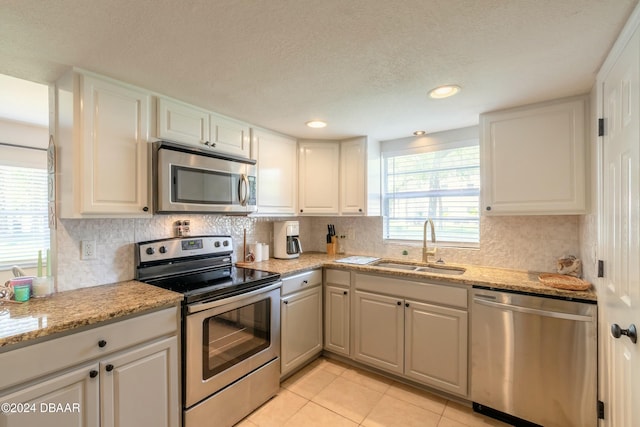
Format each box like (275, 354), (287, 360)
(372, 261), (466, 275)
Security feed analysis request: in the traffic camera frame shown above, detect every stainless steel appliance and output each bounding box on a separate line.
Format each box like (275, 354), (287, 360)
(471, 287), (597, 427)
(153, 141), (257, 214)
(273, 220), (302, 259)
(135, 236), (281, 427)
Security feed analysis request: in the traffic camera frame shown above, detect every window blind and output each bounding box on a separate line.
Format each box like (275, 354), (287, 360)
(0, 165), (50, 269)
(383, 143), (480, 244)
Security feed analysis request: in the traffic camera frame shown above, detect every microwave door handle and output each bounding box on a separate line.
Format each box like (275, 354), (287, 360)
(238, 174), (248, 206)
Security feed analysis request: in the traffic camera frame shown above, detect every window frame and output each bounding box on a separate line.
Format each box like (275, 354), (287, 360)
(0, 143), (51, 271)
(381, 133), (480, 248)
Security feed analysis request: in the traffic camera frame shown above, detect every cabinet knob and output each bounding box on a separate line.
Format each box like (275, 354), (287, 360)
(358, 208), (363, 212)
(405, 303), (410, 308)
(343, 291), (348, 295)
(397, 301), (401, 306)
(105, 364), (114, 372)
(89, 370), (99, 378)
(300, 209), (304, 213)
(283, 300), (289, 305)
(142, 206), (149, 212)
(98, 340), (107, 348)
(486, 206), (492, 211)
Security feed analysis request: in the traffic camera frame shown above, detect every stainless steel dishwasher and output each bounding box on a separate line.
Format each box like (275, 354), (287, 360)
(471, 287), (597, 427)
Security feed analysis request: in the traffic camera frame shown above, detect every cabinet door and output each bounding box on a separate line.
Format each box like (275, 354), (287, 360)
(81, 75), (151, 215)
(280, 286), (323, 376)
(354, 291), (403, 374)
(340, 138), (366, 215)
(101, 337), (179, 427)
(254, 129), (297, 215)
(157, 97), (209, 146)
(324, 285), (350, 356)
(298, 141), (340, 215)
(480, 96), (586, 215)
(0, 365), (99, 427)
(405, 300), (468, 396)
(209, 113), (251, 158)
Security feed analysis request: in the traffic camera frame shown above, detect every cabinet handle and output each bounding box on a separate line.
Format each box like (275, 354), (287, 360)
(302, 280), (308, 285)
(98, 340), (107, 348)
(397, 301), (401, 306)
(105, 364), (114, 372)
(283, 300), (289, 305)
(89, 370), (98, 378)
(142, 206), (149, 212)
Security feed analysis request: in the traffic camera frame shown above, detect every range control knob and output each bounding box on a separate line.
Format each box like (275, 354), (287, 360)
(159, 246), (167, 254)
(146, 247), (155, 255)
(214, 241), (221, 248)
(223, 240), (229, 247)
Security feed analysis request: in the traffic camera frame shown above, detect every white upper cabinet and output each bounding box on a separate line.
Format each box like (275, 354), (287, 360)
(253, 128), (297, 215)
(156, 97), (251, 158)
(480, 96), (587, 215)
(157, 98), (208, 145)
(209, 113), (251, 158)
(56, 70), (152, 218)
(340, 137), (366, 215)
(298, 137), (380, 216)
(298, 141), (341, 215)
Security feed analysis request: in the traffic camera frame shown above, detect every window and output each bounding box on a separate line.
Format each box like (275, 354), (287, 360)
(0, 150), (50, 270)
(383, 137), (480, 244)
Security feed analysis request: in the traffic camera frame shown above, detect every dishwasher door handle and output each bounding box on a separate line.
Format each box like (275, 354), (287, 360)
(473, 297), (594, 322)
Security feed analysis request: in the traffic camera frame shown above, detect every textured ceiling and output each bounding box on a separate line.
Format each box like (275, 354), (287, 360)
(0, 0), (637, 140)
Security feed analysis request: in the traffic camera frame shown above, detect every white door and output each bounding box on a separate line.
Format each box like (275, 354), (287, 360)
(599, 23), (640, 427)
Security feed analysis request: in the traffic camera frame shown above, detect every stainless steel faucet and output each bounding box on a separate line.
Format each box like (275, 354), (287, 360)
(422, 218), (437, 263)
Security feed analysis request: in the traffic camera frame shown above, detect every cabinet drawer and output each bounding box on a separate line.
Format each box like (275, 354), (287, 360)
(355, 273), (467, 309)
(281, 269), (322, 295)
(325, 269), (350, 287)
(0, 307), (178, 391)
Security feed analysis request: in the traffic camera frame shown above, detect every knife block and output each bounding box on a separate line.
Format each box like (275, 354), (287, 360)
(326, 236), (337, 255)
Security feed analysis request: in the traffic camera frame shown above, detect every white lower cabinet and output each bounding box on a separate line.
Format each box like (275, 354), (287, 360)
(0, 308), (180, 427)
(354, 291), (404, 374)
(100, 337), (178, 427)
(404, 300), (468, 396)
(280, 270), (323, 377)
(0, 364), (99, 427)
(353, 273), (469, 397)
(324, 269), (351, 357)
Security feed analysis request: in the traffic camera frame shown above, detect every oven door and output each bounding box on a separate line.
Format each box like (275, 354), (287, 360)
(184, 282), (281, 408)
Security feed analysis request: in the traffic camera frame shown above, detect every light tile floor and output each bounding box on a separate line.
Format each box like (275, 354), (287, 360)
(236, 357), (511, 427)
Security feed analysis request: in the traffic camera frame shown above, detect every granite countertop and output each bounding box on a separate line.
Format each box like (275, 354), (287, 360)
(0, 281), (182, 349)
(238, 252), (597, 302)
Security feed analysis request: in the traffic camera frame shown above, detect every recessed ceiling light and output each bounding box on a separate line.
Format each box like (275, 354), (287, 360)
(428, 85), (461, 99)
(306, 120), (327, 128)
(413, 130), (426, 136)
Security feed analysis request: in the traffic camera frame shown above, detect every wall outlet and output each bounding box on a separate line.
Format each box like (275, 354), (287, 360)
(81, 240), (97, 260)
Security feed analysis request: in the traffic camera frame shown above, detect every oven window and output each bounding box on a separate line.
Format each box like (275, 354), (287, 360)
(202, 298), (271, 379)
(172, 165), (236, 205)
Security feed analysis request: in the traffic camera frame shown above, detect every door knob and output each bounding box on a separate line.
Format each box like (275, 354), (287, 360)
(611, 323), (637, 344)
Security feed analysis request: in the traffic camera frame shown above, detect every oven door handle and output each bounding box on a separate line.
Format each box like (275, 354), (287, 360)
(187, 281), (282, 314)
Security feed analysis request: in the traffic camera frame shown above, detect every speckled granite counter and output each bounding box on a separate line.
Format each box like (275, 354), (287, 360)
(0, 281), (182, 349)
(239, 253), (597, 302)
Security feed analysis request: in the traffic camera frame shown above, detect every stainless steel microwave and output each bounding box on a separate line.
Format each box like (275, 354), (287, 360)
(153, 141), (257, 214)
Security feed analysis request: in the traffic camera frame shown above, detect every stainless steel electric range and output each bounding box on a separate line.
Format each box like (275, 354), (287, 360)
(135, 235), (282, 427)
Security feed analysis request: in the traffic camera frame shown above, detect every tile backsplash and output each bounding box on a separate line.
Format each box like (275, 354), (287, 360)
(55, 214), (581, 292)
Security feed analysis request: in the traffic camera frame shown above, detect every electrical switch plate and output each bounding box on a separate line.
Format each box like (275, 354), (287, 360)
(81, 240), (97, 260)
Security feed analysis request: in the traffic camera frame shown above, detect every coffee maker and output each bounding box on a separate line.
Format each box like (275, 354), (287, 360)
(273, 221), (302, 259)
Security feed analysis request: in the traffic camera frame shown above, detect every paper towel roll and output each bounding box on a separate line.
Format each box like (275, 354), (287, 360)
(262, 244), (269, 261)
(250, 243), (263, 262)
